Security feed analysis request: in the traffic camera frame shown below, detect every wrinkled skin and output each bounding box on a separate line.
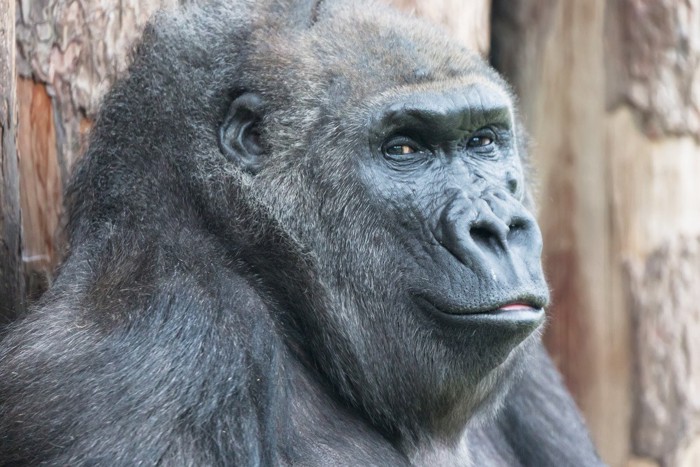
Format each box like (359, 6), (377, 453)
(0, 1), (603, 465)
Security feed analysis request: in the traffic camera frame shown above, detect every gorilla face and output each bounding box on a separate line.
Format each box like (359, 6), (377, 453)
(365, 83), (547, 310)
(219, 3), (549, 443)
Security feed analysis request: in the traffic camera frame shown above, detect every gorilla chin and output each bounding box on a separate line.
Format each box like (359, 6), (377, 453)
(412, 292), (547, 395)
(410, 256), (549, 371)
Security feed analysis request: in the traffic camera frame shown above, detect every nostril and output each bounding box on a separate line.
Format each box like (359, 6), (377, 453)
(470, 226), (493, 247)
(469, 224), (507, 251)
(507, 217), (534, 246)
(509, 217), (528, 232)
(507, 178), (519, 195)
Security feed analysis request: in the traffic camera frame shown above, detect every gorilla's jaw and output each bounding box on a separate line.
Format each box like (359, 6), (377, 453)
(291, 271), (544, 448)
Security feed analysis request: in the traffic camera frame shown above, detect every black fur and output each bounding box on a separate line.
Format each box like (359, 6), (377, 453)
(0, 1), (603, 465)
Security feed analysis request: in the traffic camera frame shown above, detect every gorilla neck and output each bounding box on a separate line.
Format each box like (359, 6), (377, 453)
(276, 344), (512, 465)
(279, 356), (409, 464)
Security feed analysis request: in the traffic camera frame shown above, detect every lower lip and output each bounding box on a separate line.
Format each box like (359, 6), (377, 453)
(498, 303), (537, 312)
(484, 303), (544, 323)
(481, 306), (545, 324)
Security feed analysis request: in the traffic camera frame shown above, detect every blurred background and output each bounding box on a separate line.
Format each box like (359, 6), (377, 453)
(0, 1), (698, 466)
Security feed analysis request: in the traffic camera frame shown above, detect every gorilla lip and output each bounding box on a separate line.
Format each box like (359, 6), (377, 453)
(413, 295), (546, 320)
(497, 303), (538, 312)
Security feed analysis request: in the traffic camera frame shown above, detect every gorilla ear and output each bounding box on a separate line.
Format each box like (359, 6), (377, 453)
(219, 93), (265, 174)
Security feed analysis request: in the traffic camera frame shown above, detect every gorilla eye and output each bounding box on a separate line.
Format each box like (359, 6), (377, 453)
(382, 137), (424, 160)
(467, 128), (496, 148)
(385, 144), (418, 156)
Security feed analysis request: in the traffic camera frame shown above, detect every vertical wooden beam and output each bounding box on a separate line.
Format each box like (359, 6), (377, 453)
(17, 79), (63, 300)
(0, 0), (25, 323)
(492, 1), (631, 465)
(605, 1), (700, 465)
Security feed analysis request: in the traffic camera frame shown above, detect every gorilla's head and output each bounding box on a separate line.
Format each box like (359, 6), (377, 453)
(79, 0), (549, 447)
(214, 1), (549, 443)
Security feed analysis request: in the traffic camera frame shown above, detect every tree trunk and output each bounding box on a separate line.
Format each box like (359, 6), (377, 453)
(0, 0), (24, 324)
(13, 0), (179, 299)
(607, 2), (700, 466)
(492, 1), (700, 466)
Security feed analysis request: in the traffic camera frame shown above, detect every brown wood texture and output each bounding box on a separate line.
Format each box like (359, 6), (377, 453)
(493, 3), (630, 463)
(606, 0), (700, 139)
(0, 0), (25, 323)
(17, 78), (63, 300)
(386, 0), (491, 54)
(14, 0), (179, 291)
(607, 2), (700, 465)
(493, 0), (700, 465)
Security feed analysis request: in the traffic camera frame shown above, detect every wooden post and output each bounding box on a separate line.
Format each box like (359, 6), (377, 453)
(492, 3), (632, 464)
(0, 0), (25, 323)
(606, 1), (700, 466)
(493, 0), (700, 465)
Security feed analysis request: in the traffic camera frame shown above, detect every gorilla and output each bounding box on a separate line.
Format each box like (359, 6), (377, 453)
(0, 0), (603, 465)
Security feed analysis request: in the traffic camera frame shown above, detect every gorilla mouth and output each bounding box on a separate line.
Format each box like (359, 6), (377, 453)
(498, 303), (540, 312)
(413, 294), (547, 326)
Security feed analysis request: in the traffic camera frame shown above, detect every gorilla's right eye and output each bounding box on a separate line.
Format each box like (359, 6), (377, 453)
(385, 144), (417, 156)
(382, 138), (421, 158)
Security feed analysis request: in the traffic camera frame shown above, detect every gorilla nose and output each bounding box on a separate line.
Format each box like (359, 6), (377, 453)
(468, 207), (535, 254)
(467, 209), (511, 252)
(435, 191), (543, 276)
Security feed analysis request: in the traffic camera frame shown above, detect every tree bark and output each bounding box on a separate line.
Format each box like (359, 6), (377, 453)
(0, 0), (24, 323)
(14, 0), (180, 297)
(607, 2), (700, 466)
